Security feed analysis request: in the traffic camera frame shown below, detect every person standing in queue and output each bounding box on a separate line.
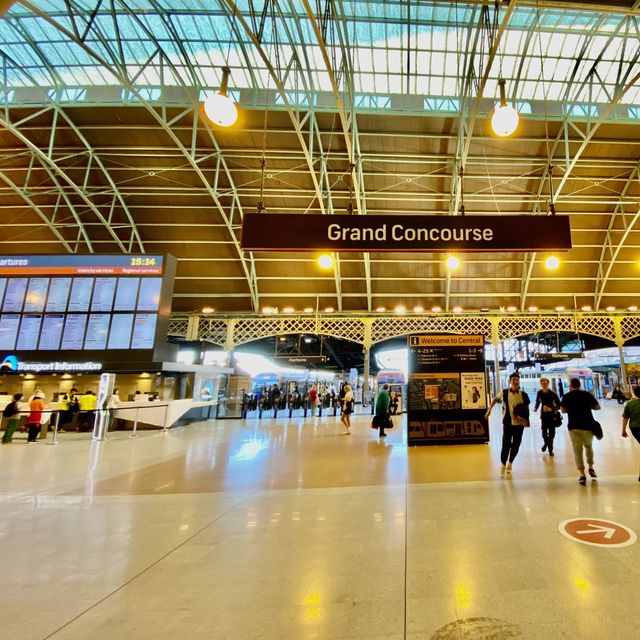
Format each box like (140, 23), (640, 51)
(340, 383), (354, 435)
(308, 384), (318, 417)
(26, 391), (45, 443)
(374, 383), (391, 438)
(485, 372), (531, 477)
(2, 393), (23, 444)
(561, 377), (601, 485)
(58, 387), (79, 433)
(78, 390), (97, 432)
(621, 385), (640, 482)
(534, 377), (561, 457)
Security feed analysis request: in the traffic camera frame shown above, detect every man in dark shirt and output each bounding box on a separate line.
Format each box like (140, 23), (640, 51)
(561, 377), (601, 485)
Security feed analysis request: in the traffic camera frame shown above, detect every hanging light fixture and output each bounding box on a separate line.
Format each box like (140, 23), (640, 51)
(203, 66), (238, 127)
(491, 79), (519, 137)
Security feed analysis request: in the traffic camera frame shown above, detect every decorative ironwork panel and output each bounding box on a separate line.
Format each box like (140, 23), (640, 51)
(233, 318), (284, 346)
(198, 319), (228, 346)
(498, 317), (540, 341)
(281, 318), (318, 336)
(621, 316), (640, 341)
(539, 315), (575, 334)
(318, 318), (366, 344)
(371, 316), (492, 344)
(576, 316), (616, 341)
(167, 318), (188, 337)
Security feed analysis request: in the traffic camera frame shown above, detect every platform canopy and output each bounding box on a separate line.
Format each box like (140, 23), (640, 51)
(0, 0), (639, 314)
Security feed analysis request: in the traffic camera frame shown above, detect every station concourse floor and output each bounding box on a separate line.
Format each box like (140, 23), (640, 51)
(2, 404), (640, 640)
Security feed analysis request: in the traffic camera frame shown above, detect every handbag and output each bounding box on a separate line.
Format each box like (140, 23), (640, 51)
(385, 416), (394, 429)
(591, 420), (603, 440)
(551, 411), (563, 428)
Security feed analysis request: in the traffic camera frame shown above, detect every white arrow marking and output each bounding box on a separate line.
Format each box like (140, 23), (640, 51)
(575, 523), (617, 539)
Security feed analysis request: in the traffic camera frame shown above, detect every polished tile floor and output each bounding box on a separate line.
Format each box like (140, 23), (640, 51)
(2, 403), (640, 639)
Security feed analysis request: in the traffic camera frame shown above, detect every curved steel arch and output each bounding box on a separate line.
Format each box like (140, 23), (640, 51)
(220, 0), (348, 310)
(0, 39), (144, 253)
(520, 13), (640, 308)
(19, 0), (260, 308)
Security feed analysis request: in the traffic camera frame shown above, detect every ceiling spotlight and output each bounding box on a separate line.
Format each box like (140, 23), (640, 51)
(394, 305), (407, 314)
(606, 306), (616, 312)
(201, 306), (214, 314)
(432, 306), (442, 313)
(581, 305), (592, 311)
(445, 255), (460, 271)
(480, 307), (490, 313)
(262, 306), (274, 314)
(507, 306), (517, 312)
(555, 306), (565, 312)
(452, 306), (463, 313)
(324, 306), (334, 313)
(303, 307), (314, 313)
(304, 337), (313, 344)
(317, 254), (333, 269)
(629, 305), (638, 311)
(528, 306), (538, 312)
(491, 78), (519, 137)
(283, 306), (294, 314)
(413, 305), (424, 313)
(375, 306), (386, 312)
(279, 336), (286, 342)
(203, 66), (238, 127)
(545, 256), (560, 270)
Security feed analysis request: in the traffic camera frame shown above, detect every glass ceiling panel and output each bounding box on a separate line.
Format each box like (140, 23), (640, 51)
(1, 1), (638, 110)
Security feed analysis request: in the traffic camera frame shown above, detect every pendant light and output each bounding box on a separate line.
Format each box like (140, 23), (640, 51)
(491, 79), (519, 137)
(203, 66), (238, 127)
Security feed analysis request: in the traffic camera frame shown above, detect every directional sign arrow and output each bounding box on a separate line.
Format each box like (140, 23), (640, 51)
(576, 523), (616, 539)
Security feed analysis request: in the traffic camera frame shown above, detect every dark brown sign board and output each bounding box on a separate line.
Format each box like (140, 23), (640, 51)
(241, 214), (571, 252)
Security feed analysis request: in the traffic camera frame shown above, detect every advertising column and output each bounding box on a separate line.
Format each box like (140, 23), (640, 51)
(407, 334), (489, 445)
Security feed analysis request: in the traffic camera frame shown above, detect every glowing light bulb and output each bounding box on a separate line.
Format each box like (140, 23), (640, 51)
(203, 93), (238, 127)
(317, 254), (333, 269)
(283, 307), (294, 313)
(324, 306), (334, 313)
(394, 305), (406, 314)
(375, 306), (386, 312)
(453, 306), (463, 313)
(303, 307), (314, 313)
(201, 306), (214, 314)
(432, 306), (442, 313)
(545, 256), (560, 270)
(445, 255), (460, 271)
(413, 305), (424, 313)
(555, 306), (565, 312)
(606, 306), (616, 311)
(528, 306), (538, 312)
(491, 79), (519, 137)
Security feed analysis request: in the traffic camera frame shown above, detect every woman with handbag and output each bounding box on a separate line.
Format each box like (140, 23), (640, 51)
(534, 377), (561, 457)
(340, 384), (354, 435)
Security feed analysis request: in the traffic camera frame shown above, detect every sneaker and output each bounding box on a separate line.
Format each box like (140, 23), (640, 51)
(506, 463), (512, 475)
(500, 464), (506, 477)
(588, 468), (597, 478)
(379, 433), (387, 437)
(549, 451), (554, 457)
(343, 430), (351, 435)
(579, 476), (587, 485)
(542, 444), (547, 452)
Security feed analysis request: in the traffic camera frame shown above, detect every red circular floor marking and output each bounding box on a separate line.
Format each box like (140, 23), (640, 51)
(559, 518), (637, 547)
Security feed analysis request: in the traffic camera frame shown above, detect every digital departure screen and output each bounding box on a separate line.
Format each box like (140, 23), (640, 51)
(0, 255), (174, 355)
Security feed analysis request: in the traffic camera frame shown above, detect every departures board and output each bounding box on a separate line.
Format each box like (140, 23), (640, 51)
(0, 255), (176, 358)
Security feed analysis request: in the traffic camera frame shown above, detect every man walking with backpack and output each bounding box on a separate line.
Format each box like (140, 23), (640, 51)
(485, 372), (531, 477)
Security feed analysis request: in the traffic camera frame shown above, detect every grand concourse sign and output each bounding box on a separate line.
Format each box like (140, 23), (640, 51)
(241, 214), (572, 252)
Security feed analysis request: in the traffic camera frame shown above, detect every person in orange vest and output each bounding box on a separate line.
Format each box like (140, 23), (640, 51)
(26, 391), (45, 443)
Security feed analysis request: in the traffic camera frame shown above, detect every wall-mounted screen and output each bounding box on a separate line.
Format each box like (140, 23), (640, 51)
(0, 255), (174, 358)
(24, 278), (49, 312)
(137, 278), (162, 311)
(0, 314), (20, 350)
(114, 278), (139, 311)
(16, 314), (42, 350)
(61, 314), (88, 350)
(46, 277), (71, 312)
(39, 314), (65, 350)
(3, 278), (28, 312)
(91, 277), (117, 312)
(131, 313), (157, 349)
(67, 278), (94, 312)
(84, 314), (110, 350)
(108, 313), (133, 349)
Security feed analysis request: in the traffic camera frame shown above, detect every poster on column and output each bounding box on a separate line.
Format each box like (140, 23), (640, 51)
(407, 334), (489, 445)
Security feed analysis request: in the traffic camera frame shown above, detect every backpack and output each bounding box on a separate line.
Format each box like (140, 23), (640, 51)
(3, 401), (18, 418)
